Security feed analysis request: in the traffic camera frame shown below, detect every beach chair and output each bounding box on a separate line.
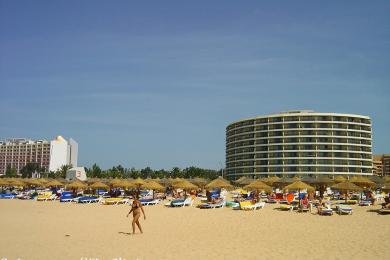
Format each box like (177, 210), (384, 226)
(279, 204), (294, 212)
(0, 193), (17, 199)
(242, 201), (266, 211)
(358, 200), (372, 206)
(36, 192), (56, 201)
(336, 205), (353, 215)
(140, 198), (159, 206)
(232, 201), (253, 210)
(166, 197), (193, 207)
(199, 200), (225, 209)
(318, 205), (333, 216)
(78, 196), (99, 203)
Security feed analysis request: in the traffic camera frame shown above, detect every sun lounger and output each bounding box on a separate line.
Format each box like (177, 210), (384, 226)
(36, 193), (56, 201)
(199, 200), (225, 209)
(232, 201), (252, 210)
(140, 198), (159, 206)
(0, 193), (17, 199)
(358, 200), (372, 206)
(336, 205), (353, 215)
(242, 201), (266, 211)
(77, 196), (100, 203)
(102, 197), (128, 205)
(318, 205), (333, 216)
(165, 197), (193, 207)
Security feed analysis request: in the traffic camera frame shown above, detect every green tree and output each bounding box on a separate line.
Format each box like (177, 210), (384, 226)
(87, 163), (102, 178)
(140, 167), (153, 179)
(20, 163), (41, 178)
(5, 165), (17, 177)
(55, 164), (72, 179)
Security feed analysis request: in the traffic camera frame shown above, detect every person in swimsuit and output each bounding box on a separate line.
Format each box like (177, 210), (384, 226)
(127, 197), (146, 234)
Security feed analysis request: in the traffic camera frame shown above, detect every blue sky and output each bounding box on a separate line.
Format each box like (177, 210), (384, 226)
(0, 1), (389, 170)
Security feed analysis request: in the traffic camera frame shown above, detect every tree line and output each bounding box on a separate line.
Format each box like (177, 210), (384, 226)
(3, 163), (222, 180)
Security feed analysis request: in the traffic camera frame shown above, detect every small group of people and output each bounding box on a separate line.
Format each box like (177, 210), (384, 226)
(382, 197), (390, 209)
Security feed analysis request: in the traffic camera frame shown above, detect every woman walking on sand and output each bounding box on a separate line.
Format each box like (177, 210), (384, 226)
(127, 197), (146, 234)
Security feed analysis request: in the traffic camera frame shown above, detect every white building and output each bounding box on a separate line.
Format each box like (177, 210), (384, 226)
(66, 167), (87, 181)
(0, 135), (78, 175)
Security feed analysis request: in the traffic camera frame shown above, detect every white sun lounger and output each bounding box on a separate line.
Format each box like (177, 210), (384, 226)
(242, 202), (266, 211)
(336, 205), (353, 215)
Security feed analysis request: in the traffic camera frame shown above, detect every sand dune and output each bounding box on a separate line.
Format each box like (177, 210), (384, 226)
(0, 199), (389, 260)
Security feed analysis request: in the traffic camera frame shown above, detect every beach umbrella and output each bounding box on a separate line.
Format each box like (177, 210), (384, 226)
(141, 181), (165, 199)
(283, 181), (314, 206)
(283, 181), (315, 192)
(231, 188), (248, 194)
(39, 178), (50, 184)
(300, 176), (317, 184)
(311, 176), (334, 198)
(90, 181), (109, 190)
(334, 176), (346, 183)
(381, 184), (390, 193)
(55, 178), (68, 184)
(189, 177), (208, 188)
(142, 181), (165, 191)
(273, 177), (297, 187)
(45, 180), (64, 187)
(86, 178), (102, 184)
(239, 178), (254, 185)
(25, 179), (43, 187)
(350, 176), (376, 189)
(131, 178), (146, 186)
(369, 176), (386, 185)
(234, 176), (247, 184)
(260, 176), (281, 185)
(243, 180), (272, 193)
(331, 181), (363, 203)
(111, 179), (135, 189)
(205, 177), (233, 190)
(67, 180), (87, 190)
(0, 179), (9, 186)
(172, 180), (198, 190)
(7, 179), (26, 187)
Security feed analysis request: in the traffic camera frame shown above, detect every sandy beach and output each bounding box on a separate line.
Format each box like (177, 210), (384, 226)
(0, 199), (389, 260)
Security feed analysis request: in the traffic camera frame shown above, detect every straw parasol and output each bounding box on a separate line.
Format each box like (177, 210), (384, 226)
(131, 177), (146, 186)
(350, 176), (376, 189)
(205, 177), (233, 190)
(0, 179), (9, 186)
(67, 180), (87, 190)
(273, 176), (299, 187)
(234, 176), (248, 184)
(300, 176), (317, 184)
(142, 181), (165, 191)
(243, 180), (272, 193)
(86, 178), (102, 184)
(45, 180), (64, 187)
(89, 181), (109, 190)
(283, 181), (314, 206)
(311, 176), (334, 198)
(283, 181), (315, 192)
(172, 180), (198, 190)
(260, 176), (281, 186)
(239, 178), (254, 186)
(381, 184), (390, 193)
(7, 179), (26, 187)
(112, 179), (135, 189)
(25, 178), (43, 187)
(39, 178), (50, 184)
(334, 175), (346, 183)
(189, 177), (208, 188)
(331, 181), (363, 203)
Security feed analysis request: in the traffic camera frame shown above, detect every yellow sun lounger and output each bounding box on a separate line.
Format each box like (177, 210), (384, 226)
(103, 198), (129, 205)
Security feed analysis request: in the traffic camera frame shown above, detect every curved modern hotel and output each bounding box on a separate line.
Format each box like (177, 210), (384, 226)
(226, 110), (373, 180)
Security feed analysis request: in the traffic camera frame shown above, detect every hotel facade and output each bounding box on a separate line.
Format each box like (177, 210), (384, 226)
(226, 111), (373, 180)
(0, 136), (78, 175)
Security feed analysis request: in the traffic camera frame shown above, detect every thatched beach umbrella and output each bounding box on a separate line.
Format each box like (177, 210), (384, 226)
(331, 181), (363, 203)
(205, 177), (233, 190)
(239, 178), (254, 186)
(67, 180), (87, 190)
(273, 177), (298, 187)
(112, 179), (135, 189)
(234, 176), (247, 184)
(350, 176), (376, 189)
(380, 183), (390, 193)
(142, 181), (165, 199)
(86, 178), (102, 184)
(7, 179), (26, 187)
(334, 176), (346, 183)
(142, 181), (165, 191)
(283, 181), (315, 192)
(0, 179), (9, 186)
(283, 181), (314, 206)
(25, 179), (43, 187)
(190, 177), (208, 188)
(311, 176), (334, 198)
(132, 177), (146, 186)
(260, 176), (281, 186)
(243, 180), (272, 193)
(45, 180), (64, 187)
(172, 180), (198, 190)
(90, 181), (109, 190)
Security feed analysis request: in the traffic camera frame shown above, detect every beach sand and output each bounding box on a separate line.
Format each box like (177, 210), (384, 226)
(0, 199), (389, 260)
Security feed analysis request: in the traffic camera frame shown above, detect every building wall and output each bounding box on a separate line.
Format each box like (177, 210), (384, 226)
(49, 136), (69, 172)
(68, 138), (78, 167)
(383, 154), (390, 176)
(0, 139), (50, 175)
(226, 111), (373, 180)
